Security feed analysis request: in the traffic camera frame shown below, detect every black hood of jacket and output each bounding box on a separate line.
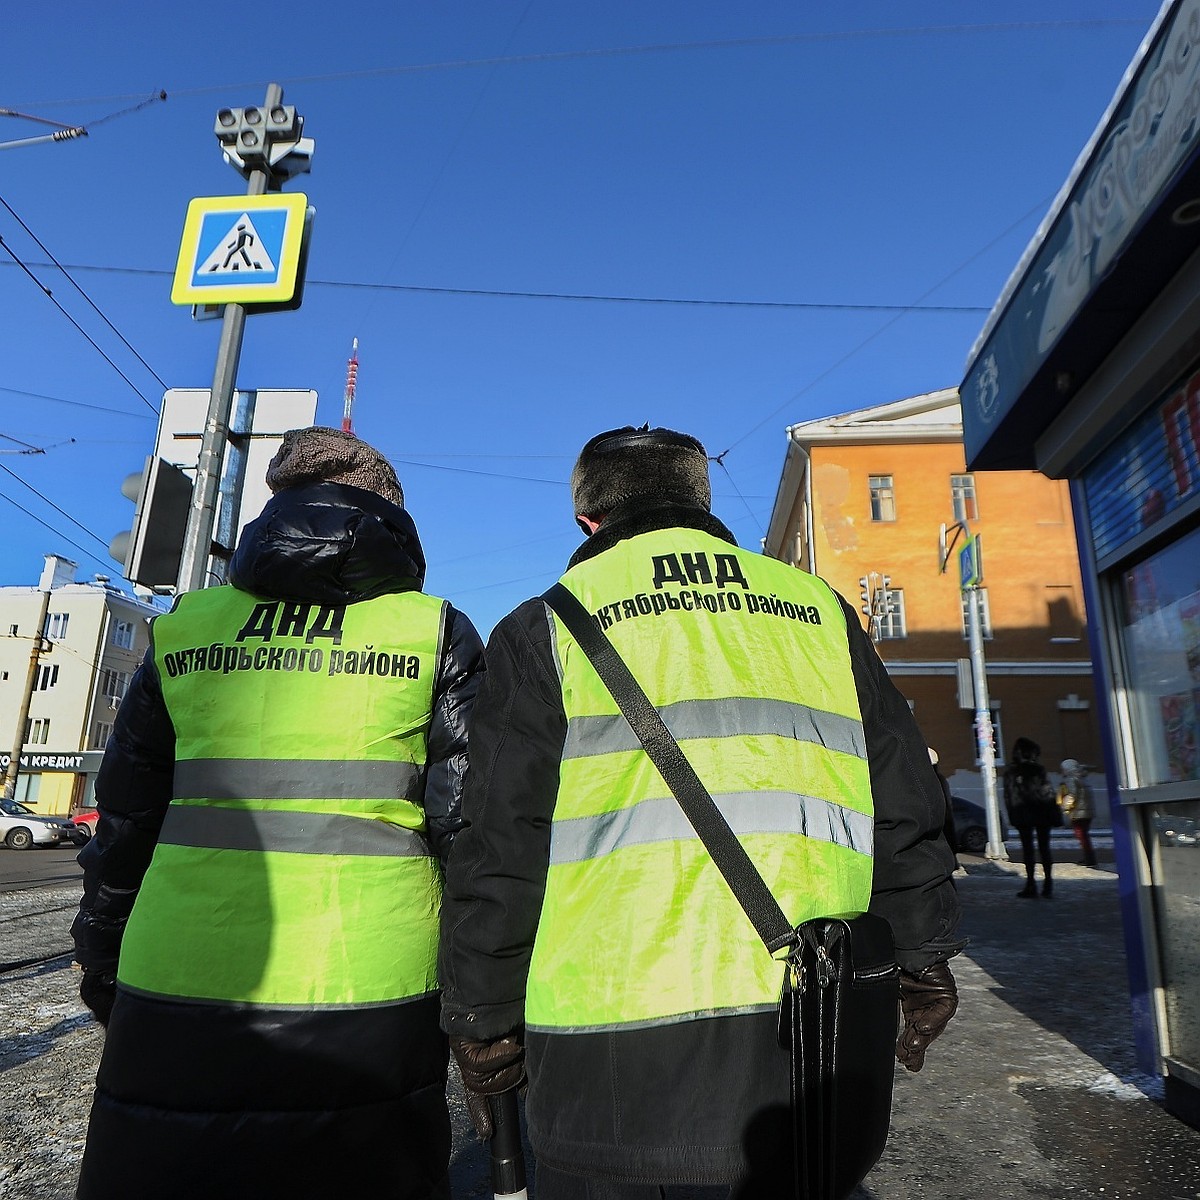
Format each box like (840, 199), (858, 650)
(228, 482), (426, 606)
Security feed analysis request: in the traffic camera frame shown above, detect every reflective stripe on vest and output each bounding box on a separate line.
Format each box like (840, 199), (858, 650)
(549, 789), (874, 865)
(172, 757), (424, 801)
(526, 529), (873, 1033)
(158, 803), (434, 857)
(117, 586), (446, 1008)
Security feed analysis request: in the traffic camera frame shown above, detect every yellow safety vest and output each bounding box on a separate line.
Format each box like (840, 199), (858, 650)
(117, 586), (446, 1008)
(527, 529), (873, 1031)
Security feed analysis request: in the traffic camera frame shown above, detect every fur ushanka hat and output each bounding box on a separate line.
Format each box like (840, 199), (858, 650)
(570, 425), (711, 517)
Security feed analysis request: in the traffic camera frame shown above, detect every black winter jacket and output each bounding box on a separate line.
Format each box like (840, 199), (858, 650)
(439, 502), (963, 1186)
(72, 482), (483, 1200)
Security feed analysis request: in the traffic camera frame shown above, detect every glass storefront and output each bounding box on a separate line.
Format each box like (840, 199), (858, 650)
(1117, 526), (1200, 1076)
(1145, 800), (1200, 1069)
(1119, 525), (1200, 786)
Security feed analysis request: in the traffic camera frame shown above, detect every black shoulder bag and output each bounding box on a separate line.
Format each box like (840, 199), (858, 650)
(543, 583), (899, 1200)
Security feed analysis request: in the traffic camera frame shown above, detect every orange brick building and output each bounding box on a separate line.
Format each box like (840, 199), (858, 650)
(763, 388), (1102, 808)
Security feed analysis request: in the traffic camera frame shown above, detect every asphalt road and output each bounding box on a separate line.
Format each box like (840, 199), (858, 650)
(0, 844), (85, 893)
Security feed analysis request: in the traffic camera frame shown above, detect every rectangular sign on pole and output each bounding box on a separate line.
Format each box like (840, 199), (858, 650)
(171, 193), (308, 305)
(959, 534), (983, 589)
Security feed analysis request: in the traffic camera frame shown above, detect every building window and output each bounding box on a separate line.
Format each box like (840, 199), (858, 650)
(876, 588), (907, 639)
(26, 717), (50, 745)
(101, 668), (130, 707)
(92, 721), (114, 749)
(45, 612), (70, 642)
(8, 624), (17, 637)
(111, 620), (136, 650)
(951, 474), (979, 523)
(961, 589), (993, 639)
(869, 475), (896, 522)
(36, 664), (59, 690)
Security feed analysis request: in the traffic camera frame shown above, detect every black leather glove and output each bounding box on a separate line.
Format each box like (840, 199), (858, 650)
(896, 960), (958, 1073)
(80, 968), (117, 1027)
(450, 1031), (526, 1139)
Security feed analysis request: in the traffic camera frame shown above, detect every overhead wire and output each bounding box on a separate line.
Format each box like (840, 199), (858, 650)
(0, 432), (43, 454)
(0, 462), (113, 554)
(391, 457), (567, 486)
(0, 384), (150, 419)
(0, 237), (159, 415)
(0, 260), (992, 313)
(361, 0), (537, 322)
(0, 489), (111, 573)
(9, 21), (1148, 109)
(710, 452), (767, 541)
(0, 193), (169, 391)
(713, 193), (1059, 461)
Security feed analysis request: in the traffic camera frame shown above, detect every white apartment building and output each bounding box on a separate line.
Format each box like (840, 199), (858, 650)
(0, 555), (160, 817)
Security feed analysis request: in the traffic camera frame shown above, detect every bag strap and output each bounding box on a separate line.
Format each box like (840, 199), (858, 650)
(543, 582), (796, 954)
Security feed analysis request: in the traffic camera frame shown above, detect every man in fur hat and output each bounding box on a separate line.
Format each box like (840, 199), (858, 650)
(73, 426), (483, 1200)
(439, 425), (963, 1198)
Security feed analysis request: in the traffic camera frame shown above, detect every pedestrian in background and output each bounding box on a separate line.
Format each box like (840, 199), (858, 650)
(1004, 736), (1060, 898)
(439, 425), (963, 1199)
(71, 428), (484, 1200)
(1059, 758), (1098, 867)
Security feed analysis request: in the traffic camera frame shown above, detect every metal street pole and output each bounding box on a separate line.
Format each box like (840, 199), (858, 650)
(176, 83), (281, 594)
(965, 585), (1007, 860)
(2, 586), (51, 800)
(940, 520), (1007, 861)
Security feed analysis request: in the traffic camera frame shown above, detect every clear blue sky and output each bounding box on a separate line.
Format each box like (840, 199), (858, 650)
(0, 1), (1162, 636)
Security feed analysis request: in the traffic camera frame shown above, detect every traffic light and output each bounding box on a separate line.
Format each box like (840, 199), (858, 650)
(109, 456), (193, 590)
(879, 574), (892, 611)
(214, 105), (307, 175)
(859, 575), (871, 616)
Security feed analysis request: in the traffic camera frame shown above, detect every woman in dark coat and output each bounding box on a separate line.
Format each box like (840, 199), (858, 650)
(71, 428), (484, 1200)
(1003, 736), (1059, 898)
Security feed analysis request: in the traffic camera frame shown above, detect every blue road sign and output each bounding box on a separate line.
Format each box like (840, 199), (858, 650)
(172, 193), (307, 305)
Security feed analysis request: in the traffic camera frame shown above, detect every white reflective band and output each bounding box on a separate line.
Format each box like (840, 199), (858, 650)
(173, 758), (423, 801)
(562, 697), (865, 761)
(548, 790), (873, 865)
(158, 805), (432, 857)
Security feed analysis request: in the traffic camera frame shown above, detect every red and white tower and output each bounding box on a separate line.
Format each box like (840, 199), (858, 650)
(341, 337), (359, 433)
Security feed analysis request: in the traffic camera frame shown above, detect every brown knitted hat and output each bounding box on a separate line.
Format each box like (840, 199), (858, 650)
(265, 426), (404, 507)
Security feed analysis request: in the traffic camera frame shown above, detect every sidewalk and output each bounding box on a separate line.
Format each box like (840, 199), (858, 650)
(4, 855), (1200, 1198)
(857, 852), (1200, 1199)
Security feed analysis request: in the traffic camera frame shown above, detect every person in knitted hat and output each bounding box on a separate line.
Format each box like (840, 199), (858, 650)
(440, 424), (962, 1199)
(265, 425), (405, 508)
(74, 424), (483, 1200)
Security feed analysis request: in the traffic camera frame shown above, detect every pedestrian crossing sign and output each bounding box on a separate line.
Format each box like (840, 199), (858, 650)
(171, 193), (308, 306)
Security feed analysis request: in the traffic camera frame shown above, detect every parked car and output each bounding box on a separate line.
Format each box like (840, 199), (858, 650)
(69, 808), (100, 845)
(951, 796), (990, 855)
(0, 798), (74, 851)
(1153, 814), (1199, 848)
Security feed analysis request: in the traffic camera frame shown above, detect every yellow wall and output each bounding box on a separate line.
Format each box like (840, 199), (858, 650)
(34, 772), (78, 817)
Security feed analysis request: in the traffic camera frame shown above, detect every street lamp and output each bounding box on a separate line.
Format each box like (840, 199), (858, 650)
(940, 521), (1008, 860)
